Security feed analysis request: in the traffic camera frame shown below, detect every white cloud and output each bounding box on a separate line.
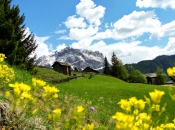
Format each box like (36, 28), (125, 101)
(64, 15), (87, 28)
(35, 36), (51, 58)
(136, 0), (175, 9)
(70, 37), (175, 64)
(150, 20), (175, 39)
(58, 36), (72, 40)
(164, 37), (175, 54)
(93, 29), (112, 40)
(56, 43), (67, 51)
(55, 30), (66, 34)
(112, 11), (161, 40)
(69, 26), (98, 40)
(71, 38), (93, 49)
(76, 0), (105, 26)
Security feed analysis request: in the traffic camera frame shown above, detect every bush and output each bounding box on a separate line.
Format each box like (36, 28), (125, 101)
(128, 70), (147, 83)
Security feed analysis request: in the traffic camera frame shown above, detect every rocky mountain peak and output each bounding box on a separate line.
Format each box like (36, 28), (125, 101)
(35, 47), (104, 71)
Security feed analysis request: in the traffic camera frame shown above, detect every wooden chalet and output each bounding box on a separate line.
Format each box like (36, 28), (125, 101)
(144, 73), (157, 84)
(82, 67), (99, 74)
(52, 61), (71, 76)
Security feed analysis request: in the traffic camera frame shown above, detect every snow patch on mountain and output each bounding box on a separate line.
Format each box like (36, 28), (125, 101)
(35, 47), (104, 71)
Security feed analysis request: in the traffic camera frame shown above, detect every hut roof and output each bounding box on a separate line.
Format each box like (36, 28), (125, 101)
(83, 67), (99, 73)
(144, 73), (157, 78)
(52, 61), (70, 67)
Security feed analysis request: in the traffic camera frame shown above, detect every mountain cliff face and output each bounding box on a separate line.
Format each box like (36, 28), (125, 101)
(35, 47), (104, 71)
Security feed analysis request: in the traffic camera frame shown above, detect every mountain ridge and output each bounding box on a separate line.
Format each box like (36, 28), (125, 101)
(125, 54), (175, 74)
(35, 47), (104, 71)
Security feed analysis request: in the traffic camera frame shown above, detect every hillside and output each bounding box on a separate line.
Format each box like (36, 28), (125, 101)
(125, 54), (175, 73)
(1, 63), (175, 129)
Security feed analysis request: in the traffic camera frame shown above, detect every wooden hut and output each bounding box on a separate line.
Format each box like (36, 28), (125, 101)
(144, 73), (157, 84)
(52, 61), (71, 76)
(82, 67), (99, 74)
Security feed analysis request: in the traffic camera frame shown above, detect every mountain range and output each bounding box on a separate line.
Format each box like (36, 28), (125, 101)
(125, 55), (175, 74)
(35, 47), (104, 71)
(36, 47), (175, 74)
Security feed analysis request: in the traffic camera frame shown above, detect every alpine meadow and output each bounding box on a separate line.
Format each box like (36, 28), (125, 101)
(1, 0), (175, 130)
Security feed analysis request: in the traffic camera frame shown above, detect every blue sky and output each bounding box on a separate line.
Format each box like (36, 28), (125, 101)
(11, 0), (175, 64)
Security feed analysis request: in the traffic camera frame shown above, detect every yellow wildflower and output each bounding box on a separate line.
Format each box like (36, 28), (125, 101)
(77, 106), (84, 113)
(5, 91), (11, 99)
(32, 78), (46, 87)
(118, 99), (131, 112)
(149, 89), (165, 103)
(9, 82), (19, 88)
(152, 104), (160, 111)
(0, 53), (6, 62)
(53, 108), (61, 117)
(112, 112), (134, 129)
(19, 83), (31, 92)
(53, 93), (58, 98)
(167, 68), (174, 77)
(43, 85), (59, 95)
(20, 92), (33, 100)
(137, 99), (146, 110)
(83, 123), (94, 130)
(14, 87), (21, 96)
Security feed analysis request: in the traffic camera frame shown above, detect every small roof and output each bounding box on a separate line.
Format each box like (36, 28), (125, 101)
(52, 61), (70, 67)
(83, 66), (99, 73)
(144, 73), (157, 78)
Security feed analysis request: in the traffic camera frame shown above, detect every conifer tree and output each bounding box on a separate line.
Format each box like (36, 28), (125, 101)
(111, 52), (128, 80)
(103, 56), (111, 75)
(111, 52), (120, 77)
(0, 0), (37, 70)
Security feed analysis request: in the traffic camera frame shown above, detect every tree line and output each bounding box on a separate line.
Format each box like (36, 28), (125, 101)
(0, 0), (37, 71)
(103, 53), (167, 85)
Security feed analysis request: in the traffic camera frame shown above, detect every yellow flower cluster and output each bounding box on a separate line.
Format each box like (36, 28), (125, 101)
(153, 121), (175, 130)
(7, 82), (33, 100)
(32, 78), (46, 87)
(43, 85), (59, 98)
(118, 97), (146, 112)
(32, 78), (59, 99)
(113, 97), (150, 129)
(167, 67), (175, 77)
(112, 89), (172, 130)
(0, 53), (6, 62)
(0, 54), (14, 84)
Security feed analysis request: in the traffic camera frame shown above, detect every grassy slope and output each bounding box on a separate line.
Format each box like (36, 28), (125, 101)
(56, 74), (175, 125)
(34, 67), (69, 82)
(12, 67), (175, 127)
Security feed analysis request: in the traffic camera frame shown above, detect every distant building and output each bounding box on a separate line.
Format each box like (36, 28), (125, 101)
(144, 73), (157, 84)
(82, 67), (99, 74)
(52, 61), (71, 76)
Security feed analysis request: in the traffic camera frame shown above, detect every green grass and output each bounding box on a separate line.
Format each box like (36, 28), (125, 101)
(32, 67), (175, 126)
(56, 74), (175, 126)
(1, 65), (175, 129)
(34, 67), (69, 82)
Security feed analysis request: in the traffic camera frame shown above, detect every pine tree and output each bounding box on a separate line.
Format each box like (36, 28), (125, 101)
(103, 56), (110, 75)
(111, 52), (128, 80)
(0, 0), (37, 71)
(111, 52), (120, 77)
